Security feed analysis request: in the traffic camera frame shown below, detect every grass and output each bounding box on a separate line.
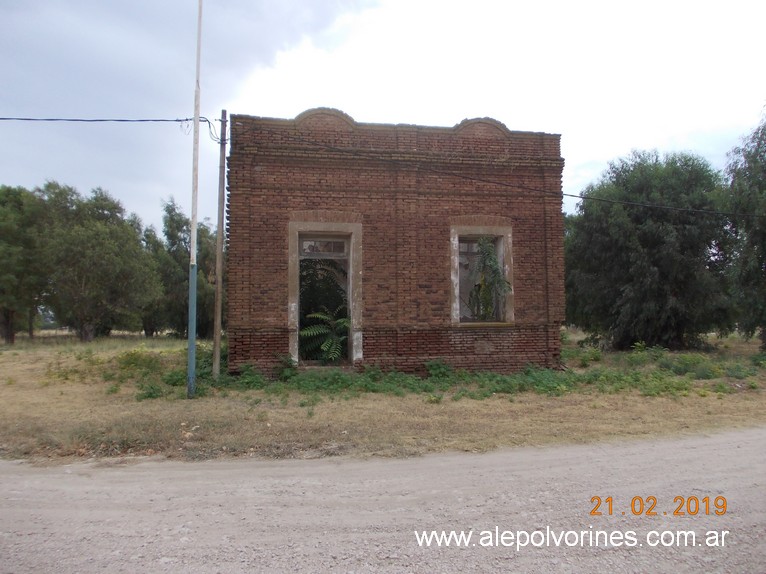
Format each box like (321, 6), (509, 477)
(0, 332), (764, 461)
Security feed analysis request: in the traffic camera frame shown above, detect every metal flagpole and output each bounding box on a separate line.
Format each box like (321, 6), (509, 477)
(187, 0), (203, 398)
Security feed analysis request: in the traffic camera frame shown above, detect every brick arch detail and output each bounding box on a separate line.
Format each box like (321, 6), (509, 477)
(294, 108), (356, 131)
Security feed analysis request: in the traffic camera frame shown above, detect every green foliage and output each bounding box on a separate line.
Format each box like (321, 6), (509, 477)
(0, 185), (47, 344)
(725, 116), (766, 349)
(723, 362), (757, 380)
(751, 353), (766, 368)
(424, 360), (454, 379)
(135, 381), (167, 401)
(149, 199), (220, 339)
(299, 259), (347, 325)
(299, 305), (349, 363)
(162, 369), (187, 387)
(625, 343), (667, 367)
(40, 183), (161, 341)
(117, 348), (162, 373)
(566, 151), (734, 350)
(233, 365), (268, 390)
(467, 236), (511, 321)
(657, 353), (721, 379)
(274, 354), (299, 382)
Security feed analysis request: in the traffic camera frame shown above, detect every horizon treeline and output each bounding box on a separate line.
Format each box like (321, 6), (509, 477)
(0, 181), (221, 343)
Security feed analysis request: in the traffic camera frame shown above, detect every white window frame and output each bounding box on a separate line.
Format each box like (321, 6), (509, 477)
(450, 225), (514, 325)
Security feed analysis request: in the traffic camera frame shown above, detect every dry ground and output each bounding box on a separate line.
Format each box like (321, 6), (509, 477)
(1, 335), (765, 572)
(1, 427), (764, 573)
(0, 335), (764, 462)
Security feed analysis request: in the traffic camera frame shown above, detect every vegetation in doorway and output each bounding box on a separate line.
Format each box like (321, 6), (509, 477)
(299, 305), (350, 364)
(299, 258), (349, 362)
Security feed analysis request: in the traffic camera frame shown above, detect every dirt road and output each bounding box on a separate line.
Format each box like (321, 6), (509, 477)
(1, 427), (764, 573)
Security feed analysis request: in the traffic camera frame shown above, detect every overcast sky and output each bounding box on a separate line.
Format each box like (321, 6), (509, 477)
(2, 0), (764, 231)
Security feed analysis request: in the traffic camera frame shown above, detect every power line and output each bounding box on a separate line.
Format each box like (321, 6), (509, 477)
(0, 115), (226, 142)
(0, 116), (203, 123)
(2, 115), (759, 219)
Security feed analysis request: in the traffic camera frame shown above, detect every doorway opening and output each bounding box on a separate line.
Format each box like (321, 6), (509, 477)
(298, 236), (350, 363)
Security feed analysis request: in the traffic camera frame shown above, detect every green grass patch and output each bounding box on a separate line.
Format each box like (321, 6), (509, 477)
(83, 335), (764, 404)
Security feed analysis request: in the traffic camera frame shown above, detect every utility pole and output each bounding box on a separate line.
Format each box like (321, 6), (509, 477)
(212, 109), (227, 379)
(187, 0), (203, 398)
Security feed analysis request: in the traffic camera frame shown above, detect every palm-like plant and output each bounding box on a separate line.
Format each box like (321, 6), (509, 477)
(468, 236), (511, 321)
(299, 305), (350, 363)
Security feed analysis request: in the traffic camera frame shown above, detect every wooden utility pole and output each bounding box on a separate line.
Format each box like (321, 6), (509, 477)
(212, 109), (227, 379)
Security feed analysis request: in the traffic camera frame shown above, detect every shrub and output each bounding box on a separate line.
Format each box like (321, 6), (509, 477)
(723, 362), (757, 380)
(424, 360), (454, 379)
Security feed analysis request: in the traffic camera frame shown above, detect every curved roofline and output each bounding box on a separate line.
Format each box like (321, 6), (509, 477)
(453, 117), (512, 136)
(294, 107), (356, 128)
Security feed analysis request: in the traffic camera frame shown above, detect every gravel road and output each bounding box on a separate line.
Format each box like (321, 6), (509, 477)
(1, 427), (764, 573)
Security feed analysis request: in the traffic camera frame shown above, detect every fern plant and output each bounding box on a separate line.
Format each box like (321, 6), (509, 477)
(299, 305), (350, 363)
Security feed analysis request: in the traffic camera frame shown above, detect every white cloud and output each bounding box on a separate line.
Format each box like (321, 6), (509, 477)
(227, 0), (766, 212)
(2, 0), (763, 226)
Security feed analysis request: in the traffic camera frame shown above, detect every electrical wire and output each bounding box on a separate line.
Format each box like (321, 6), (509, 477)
(0, 114), (227, 142)
(0, 116), (200, 123)
(1, 115), (759, 219)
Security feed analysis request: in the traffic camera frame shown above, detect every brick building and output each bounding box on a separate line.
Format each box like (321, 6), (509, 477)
(226, 108), (565, 374)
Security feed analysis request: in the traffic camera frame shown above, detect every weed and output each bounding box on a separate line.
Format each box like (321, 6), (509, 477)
(274, 354), (299, 381)
(724, 362), (757, 380)
(579, 347), (602, 368)
(658, 353), (721, 379)
(425, 393), (443, 404)
(452, 387), (469, 401)
(136, 381), (167, 401)
(639, 371), (691, 397)
(711, 382), (733, 395)
(105, 383), (120, 395)
(236, 366), (268, 389)
(299, 395), (322, 408)
(162, 369), (187, 387)
(750, 353), (766, 368)
(117, 348), (162, 373)
(425, 360), (454, 380)
(632, 341), (648, 353)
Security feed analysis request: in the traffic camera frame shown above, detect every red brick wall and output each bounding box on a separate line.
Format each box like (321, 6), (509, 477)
(227, 108), (565, 375)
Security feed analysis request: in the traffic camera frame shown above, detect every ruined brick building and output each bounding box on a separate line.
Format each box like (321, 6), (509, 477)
(226, 108), (564, 374)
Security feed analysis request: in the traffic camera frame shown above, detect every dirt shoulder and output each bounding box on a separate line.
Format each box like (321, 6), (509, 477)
(1, 426), (764, 573)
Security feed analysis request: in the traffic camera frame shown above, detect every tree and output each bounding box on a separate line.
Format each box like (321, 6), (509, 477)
(726, 116), (766, 349)
(0, 186), (47, 344)
(41, 182), (161, 341)
(566, 151), (734, 349)
(139, 226), (175, 337)
(156, 198), (219, 338)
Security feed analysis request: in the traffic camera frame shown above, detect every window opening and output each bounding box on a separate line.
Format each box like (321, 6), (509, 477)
(458, 236), (509, 322)
(298, 236), (349, 363)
